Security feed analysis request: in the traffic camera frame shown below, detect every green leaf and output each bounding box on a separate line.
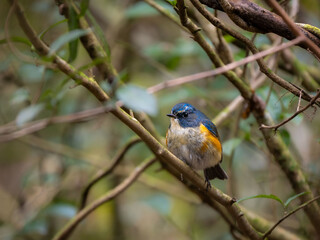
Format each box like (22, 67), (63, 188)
(167, 0), (177, 7)
(237, 194), (284, 206)
(116, 84), (158, 116)
(68, 7), (80, 62)
(80, 0), (90, 16)
(16, 104), (44, 126)
(10, 88), (30, 104)
(284, 192), (310, 208)
(222, 138), (242, 156)
(48, 29), (91, 56)
(18, 64), (46, 83)
(86, 11), (111, 57)
(0, 36), (32, 46)
(279, 129), (291, 146)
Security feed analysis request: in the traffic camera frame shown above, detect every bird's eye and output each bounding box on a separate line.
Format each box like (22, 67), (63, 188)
(182, 112), (188, 118)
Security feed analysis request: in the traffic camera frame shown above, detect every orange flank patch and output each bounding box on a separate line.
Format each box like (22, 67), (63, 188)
(199, 124), (222, 153)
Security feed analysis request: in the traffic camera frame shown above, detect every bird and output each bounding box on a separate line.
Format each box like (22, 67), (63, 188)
(166, 102), (228, 189)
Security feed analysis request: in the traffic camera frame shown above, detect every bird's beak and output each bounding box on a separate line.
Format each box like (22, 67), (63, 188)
(166, 114), (177, 119)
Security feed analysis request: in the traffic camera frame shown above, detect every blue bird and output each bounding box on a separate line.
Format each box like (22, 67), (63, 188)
(166, 103), (228, 188)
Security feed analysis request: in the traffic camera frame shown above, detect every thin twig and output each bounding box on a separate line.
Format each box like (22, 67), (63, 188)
(262, 195), (320, 239)
(20, 135), (103, 167)
(296, 90), (302, 112)
(213, 49), (279, 126)
(143, 0), (188, 32)
(79, 137), (142, 210)
(0, 106), (111, 143)
(260, 89), (320, 130)
(53, 158), (157, 240)
(147, 37), (303, 94)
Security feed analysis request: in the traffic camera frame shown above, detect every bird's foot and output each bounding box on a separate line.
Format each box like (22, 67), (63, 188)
(205, 179), (212, 191)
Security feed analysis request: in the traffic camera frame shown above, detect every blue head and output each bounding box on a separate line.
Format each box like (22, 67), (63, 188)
(167, 103), (208, 128)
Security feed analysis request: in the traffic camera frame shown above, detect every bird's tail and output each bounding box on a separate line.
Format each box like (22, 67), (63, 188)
(204, 164), (228, 180)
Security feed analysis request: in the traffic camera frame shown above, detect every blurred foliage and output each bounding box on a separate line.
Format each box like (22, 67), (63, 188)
(0, 0), (320, 240)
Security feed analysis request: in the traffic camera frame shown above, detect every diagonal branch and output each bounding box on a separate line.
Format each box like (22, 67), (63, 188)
(199, 0), (320, 54)
(262, 196), (320, 239)
(54, 0), (117, 83)
(9, 0), (109, 102)
(79, 137), (142, 210)
(0, 106), (110, 143)
(52, 158), (157, 240)
(147, 36), (304, 94)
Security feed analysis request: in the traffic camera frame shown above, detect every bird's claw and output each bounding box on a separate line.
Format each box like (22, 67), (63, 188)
(205, 179), (212, 191)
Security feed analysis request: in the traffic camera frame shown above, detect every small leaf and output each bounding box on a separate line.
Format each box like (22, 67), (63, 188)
(46, 203), (77, 219)
(18, 64), (46, 83)
(222, 138), (242, 156)
(16, 104), (44, 126)
(284, 192), (310, 208)
(86, 11), (111, 56)
(10, 88), (30, 104)
(67, 7), (80, 62)
(48, 29), (91, 56)
(80, 0), (90, 16)
(279, 129), (291, 146)
(167, 0), (177, 6)
(116, 84), (158, 116)
(237, 194), (284, 206)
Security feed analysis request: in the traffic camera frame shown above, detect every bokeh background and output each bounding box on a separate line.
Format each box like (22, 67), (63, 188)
(0, 0), (320, 239)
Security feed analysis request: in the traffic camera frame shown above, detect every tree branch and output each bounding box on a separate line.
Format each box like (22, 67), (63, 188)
(79, 137), (142, 210)
(0, 106), (109, 143)
(199, 0), (320, 53)
(147, 36), (303, 94)
(243, 209), (301, 240)
(54, 0), (117, 83)
(52, 157), (157, 240)
(262, 196), (320, 239)
(9, 0), (109, 102)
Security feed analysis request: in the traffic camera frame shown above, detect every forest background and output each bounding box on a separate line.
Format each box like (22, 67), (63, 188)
(0, 0), (320, 240)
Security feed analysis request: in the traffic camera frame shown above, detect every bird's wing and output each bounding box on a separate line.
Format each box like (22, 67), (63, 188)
(200, 119), (223, 162)
(201, 119), (219, 138)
